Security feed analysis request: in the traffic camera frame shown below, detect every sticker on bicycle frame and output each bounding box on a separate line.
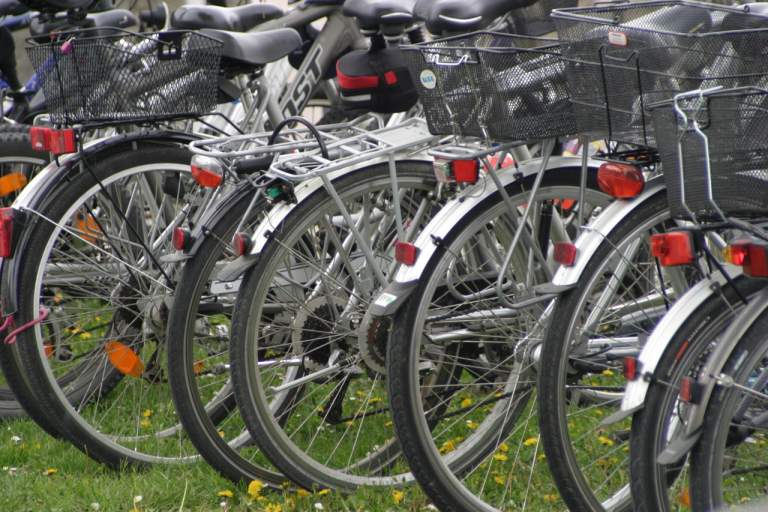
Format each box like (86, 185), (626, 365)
(608, 31), (628, 47)
(374, 292), (398, 307)
(420, 69), (437, 90)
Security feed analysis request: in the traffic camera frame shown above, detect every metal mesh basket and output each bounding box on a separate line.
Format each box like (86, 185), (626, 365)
(510, 0), (578, 37)
(651, 87), (768, 220)
(553, 0), (768, 147)
(27, 29), (223, 125)
(402, 32), (576, 141)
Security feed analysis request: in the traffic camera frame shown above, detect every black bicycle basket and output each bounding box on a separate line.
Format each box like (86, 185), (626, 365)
(553, 0), (768, 147)
(402, 31), (576, 141)
(651, 86), (768, 220)
(27, 29), (223, 125)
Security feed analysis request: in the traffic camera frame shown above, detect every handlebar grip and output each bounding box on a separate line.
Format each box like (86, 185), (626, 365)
(139, 5), (166, 27)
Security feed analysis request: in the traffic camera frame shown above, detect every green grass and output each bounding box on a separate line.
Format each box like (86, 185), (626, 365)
(0, 418), (438, 512)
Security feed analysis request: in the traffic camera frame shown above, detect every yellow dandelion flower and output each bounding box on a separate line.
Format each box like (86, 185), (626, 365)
(439, 439), (456, 454)
(493, 475), (506, 486)
(597, 435), (614, 447)
(602, 369), (615, 377)
(141, 409), (152, 418)
(544, 494), (558, 503)
(523, 436), (539, 447)
(217, 490), (234, 498)
(296, 489), (310, 498)
(79, 331), (92, 340)
(317, 489), (331, 496)
(499, 442), (509, 452)
(43, 468), (58, 476)
(140, 418), (151, 428)
(460, 397), (473, 408)
(264, 504), (282, 512)
(369, 397), (382, 404)
(247, 480), (263, 499)
(493, 453), (508, 462)
(384, 421), (393, 427)
(392, 490), (405, 505)
(466, 420), (479, 430)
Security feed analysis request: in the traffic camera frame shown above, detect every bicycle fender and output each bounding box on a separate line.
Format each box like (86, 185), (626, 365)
(655, 287), (768, 464)
(601, 270), (740, 427)
(543, 177), (666, 293)
(2, 131), (200, 316)
(370, 155), (601, 317)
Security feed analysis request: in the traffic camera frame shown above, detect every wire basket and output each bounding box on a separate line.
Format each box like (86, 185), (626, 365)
(402, 32), (576, 141)
(651, 86), (768, 220)
(553, 0), (768, 147)
(510, 0), (577, 37)
(27, 29), (223, 125)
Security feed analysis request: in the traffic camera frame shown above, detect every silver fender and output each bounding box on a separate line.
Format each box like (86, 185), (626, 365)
(370, 155), (602, 317)
(545, 176), (666, 291)
(601, 269), (742, 427)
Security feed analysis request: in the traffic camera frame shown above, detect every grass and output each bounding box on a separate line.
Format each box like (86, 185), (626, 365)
(0, 418), (438, 511)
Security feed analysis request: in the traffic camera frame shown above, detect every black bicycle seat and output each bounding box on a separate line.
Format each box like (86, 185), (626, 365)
(171, 3), (283, 32)
(0, 0), (27, 16)
(28, 8), (137, 39)
(415, 0), (538, 33)
(343, 0), (416, 30)
(201, 27), (302, 67)
(19, 0), (93, 13)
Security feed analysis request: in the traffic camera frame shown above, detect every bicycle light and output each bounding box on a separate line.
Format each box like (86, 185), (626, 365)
(650, 232), (695, 267)
(395, 241), (418, 266)
(597, 162), (644, 199)
(433, 159), (479, 185)
(0, 208), (14, 258)
(190, 155), (223, 189)
(725, 240), (768, 278)
(172, 227), (193, 252)
(232, 232), (252, 257)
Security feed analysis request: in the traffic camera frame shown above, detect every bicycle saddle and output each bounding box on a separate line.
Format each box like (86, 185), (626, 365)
(201, 28), (302, 67)
(415, 0), (538, 33)
(18, 0), (93, 12)
(0, 0), (27, 16)
(28, 8), (137, 39)
(171, 3), (283, 33)
(343, 0), (416, 30)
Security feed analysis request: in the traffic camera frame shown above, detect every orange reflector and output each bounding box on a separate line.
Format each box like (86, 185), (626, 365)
(597, 162), (644, 199)
(650, 232), (695, 267)
(74, 212), (101, 243)
(677, 488), (691, 507)
(0, 172), (27, 197)
(105, 341), (144, 378)
(44, 343), (54, 358)
(193, 360), (205, 375)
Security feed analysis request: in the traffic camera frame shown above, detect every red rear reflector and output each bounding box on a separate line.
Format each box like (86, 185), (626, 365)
(743, 243), (768, 278)
(29, 126), (50, 152)
(191, 165), (222, 189)
(29, 127), (77, 154)
(623, 356), (637, 380)
(452, 160), (479, 184)
(384, 70), (398, 85)
(679, 376), (698, 403)
(650, 232), (695, 267)
(553, 242), (577, 266)
(395, 241), (418, 266)
(336, 61), (379, 90)
(173, 227), (192, 252)
(0, 208), (14, 258)
(232, 232), (252, 257)
(597, 162), (644, 199)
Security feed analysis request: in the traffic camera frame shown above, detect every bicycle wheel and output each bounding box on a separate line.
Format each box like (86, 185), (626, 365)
(166, 184), (286, 485)
(0, 125), (53, 422)
(630, 277), (763, 512)
(388, 169), (609, 511)
(690, 299), (768, 509)
(537, 190), (695, 512)
(230, 162), (438, 490)
(7, 142), (205, 466)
